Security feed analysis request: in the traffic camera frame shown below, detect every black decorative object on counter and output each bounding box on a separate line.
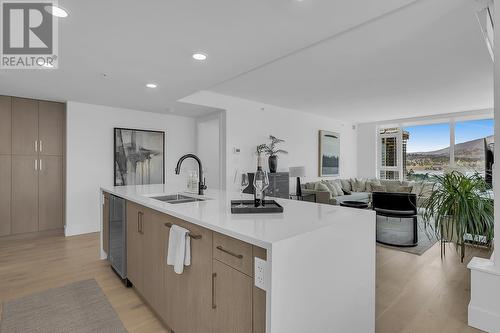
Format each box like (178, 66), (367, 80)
(260, 135), (288, 173)
(230, 200), (284, 214)
(268, 155), (277, 173)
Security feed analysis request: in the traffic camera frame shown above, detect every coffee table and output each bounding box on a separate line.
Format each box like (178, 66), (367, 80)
(339, 200), (369, 209)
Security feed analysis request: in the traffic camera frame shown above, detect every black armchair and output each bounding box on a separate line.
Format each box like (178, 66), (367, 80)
(372, 192), (418, 247)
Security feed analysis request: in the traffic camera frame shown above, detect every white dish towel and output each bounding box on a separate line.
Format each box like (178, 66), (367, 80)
(166, 225), (191, 274)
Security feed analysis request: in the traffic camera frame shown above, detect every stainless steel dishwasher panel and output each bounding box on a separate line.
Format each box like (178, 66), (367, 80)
(109, 195), (127, 279)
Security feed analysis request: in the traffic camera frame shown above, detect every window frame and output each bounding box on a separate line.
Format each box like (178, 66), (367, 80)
(376, 115), (494, 180)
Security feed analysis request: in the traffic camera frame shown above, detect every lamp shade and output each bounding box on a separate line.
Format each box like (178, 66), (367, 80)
(289, 166), (306, 178)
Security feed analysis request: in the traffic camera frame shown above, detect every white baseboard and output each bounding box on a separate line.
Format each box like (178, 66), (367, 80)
(64, 225), (100, 237)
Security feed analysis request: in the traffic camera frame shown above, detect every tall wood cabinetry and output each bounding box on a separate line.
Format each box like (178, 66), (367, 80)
(0, 96), (65, 236)
(0, 97), (12, 236)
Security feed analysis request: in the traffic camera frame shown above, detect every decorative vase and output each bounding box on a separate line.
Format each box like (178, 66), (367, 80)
(268, 155), (277, 173)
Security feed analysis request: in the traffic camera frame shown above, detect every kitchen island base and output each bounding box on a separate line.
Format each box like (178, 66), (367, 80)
(100, 185), (375, 333)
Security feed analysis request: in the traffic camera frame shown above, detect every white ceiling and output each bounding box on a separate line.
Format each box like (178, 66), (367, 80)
(210, 0), (494, 122)
(0, 0), (491, 121)
(0, 0), (419, 117)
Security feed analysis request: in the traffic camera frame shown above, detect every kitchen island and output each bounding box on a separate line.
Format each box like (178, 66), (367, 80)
(101, 184), (375, 333)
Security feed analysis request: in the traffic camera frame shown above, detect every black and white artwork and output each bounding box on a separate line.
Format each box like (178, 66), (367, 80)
(319, 130), (340, 176)
(114, 128), (165, 186)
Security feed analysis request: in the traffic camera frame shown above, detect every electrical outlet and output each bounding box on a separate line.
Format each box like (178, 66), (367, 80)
(254, 257), (268, 291)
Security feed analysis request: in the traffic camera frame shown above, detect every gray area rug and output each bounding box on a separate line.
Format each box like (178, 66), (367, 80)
(0, 279), (127, 333)
(377, 217), (438, 255)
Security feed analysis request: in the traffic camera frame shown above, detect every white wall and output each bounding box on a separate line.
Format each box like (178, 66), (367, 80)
(467, 3), (500, 331)
(182, 91), (358, 192)
(196, 112), (224, 189)
(357, 123), (378, 178)
(66, 102), (196, 236)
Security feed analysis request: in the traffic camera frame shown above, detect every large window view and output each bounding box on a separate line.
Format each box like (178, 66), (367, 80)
(454, 119), (494, 174)
(405, 123), (450, 181)
(378, 118), (494, 182)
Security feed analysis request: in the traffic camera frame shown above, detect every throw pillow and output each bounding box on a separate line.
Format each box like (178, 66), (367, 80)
(379, 180), (399, 192)
(371, 184), (387, 192)
(314, 182), (331, 195)
(351, 178), (367, 192)
(340, 179), (352, 193)
(321, 180), (339, 197)
(395, 185), (413, 193)
(332, 181), (343, 196)
(366, 180), (381, 192)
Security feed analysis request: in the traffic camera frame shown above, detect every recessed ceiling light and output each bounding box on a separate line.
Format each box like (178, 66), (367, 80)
(146, 83), (158, 88)
(192, 53), (207, 61)
(44, 5), (68, 18)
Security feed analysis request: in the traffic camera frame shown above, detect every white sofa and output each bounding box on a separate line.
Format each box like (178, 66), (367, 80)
(302, 178), (434, 206)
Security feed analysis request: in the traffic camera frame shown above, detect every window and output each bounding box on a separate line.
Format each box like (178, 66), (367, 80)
(377, 118), (494, 181)
(404, 123), (450, 181)
(379, 128), (401, 180)
(454, 119), (494, 175)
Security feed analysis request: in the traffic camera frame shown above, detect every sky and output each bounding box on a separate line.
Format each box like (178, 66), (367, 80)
(405, 119), (494, 153)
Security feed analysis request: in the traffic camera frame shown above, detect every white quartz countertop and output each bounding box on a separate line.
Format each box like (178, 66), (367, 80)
(101, 184), (375, 249)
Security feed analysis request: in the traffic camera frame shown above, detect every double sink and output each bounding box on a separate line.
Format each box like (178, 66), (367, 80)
(150, 194), (206, 204)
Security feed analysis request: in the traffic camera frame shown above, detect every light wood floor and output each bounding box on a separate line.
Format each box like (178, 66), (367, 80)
(0, 232), (490, 332)
(377, 242), (489, 333)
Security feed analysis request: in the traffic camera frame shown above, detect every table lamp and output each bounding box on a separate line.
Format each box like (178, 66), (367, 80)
(289, 166), (306, 197)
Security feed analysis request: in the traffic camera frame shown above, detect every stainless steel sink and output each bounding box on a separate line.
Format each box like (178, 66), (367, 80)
(150, 194), (205, 204)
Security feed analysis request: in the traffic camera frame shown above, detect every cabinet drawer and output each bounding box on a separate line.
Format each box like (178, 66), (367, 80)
(213, 232), (253, 276)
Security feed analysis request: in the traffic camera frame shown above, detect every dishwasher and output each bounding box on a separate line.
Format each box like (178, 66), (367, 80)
(108, 195), (127, 281)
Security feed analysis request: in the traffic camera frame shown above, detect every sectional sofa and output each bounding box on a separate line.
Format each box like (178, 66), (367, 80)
(301, 178), (434, 207)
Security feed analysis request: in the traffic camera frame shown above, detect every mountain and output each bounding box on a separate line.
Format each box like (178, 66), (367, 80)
(408, 135), (494, 159)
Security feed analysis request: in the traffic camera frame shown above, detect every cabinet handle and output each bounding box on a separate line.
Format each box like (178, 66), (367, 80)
(212, 273), (217, 309)
(34, 159), (37, 171)
(138, 211), (144, 234)
(137, 212), (140, 233)
(216, 245), (243, 259)
(34, 140), (37, 152)
(39, 140), (43, 152)
(39, 159), (42, 171)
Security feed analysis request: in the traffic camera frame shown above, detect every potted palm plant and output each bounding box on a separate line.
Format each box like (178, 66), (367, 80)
(262, 135), (288, 173)
(423, 171), (494, 262)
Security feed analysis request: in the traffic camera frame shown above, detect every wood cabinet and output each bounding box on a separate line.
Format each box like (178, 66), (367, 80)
(11, 156), (38, 234)
(164, 215), (213, 333)
(212, 259), (253, 333)
(124, 201), (266, 333)
(38, 156), (63, 231)
(213, 232), (253, 276)
(38, 101), (64, 156)
(11, 98), (38, 155)
(143, 211), (167, 318)
(0, 155), (11, 236)
(126, 201), (145, 292)
(0, 96), (11, 154)
(3, 96), (65, 236)
(102, 193), (109, 254)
